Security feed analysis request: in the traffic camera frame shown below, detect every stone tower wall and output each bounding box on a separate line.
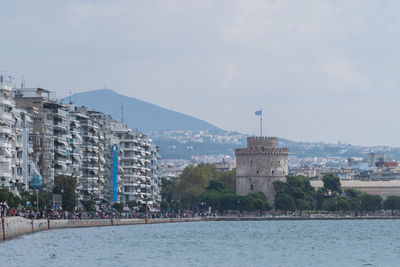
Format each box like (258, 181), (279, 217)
(235, 137), (288, 203)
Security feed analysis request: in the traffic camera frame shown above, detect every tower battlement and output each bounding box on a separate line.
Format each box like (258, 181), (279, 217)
(247, 136), (277, 148)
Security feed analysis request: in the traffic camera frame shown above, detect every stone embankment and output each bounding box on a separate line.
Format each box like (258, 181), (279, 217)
(2, 215), (400, 241)
(0, 216), (203, 241)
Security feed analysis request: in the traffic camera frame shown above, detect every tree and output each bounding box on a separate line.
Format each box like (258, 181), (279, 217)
(344, 188), (362, 199)
(253, 199), (265, 212)
(161, 178), (175, 202)
(273, 176), (315, 212)
(199, 190), (220, 210)
(218, 169), (236, 192)
(53, 175), (77, 211)
(0, 189), (22, 209)
(321, 198), (337, 212)
(175, 165), (211, 209)
(315, 188), (325, 210)
(219, 192), (237, 210)
(384, 196), (400, 211)
(83, 199), (96, 212)
(296, 199), (311, 215)
(322, 174), (342, 194)
(349, 199), (360, 212)
(160, 200), (169, 211)
(274, 193), (296, 213)
(126, 200), (137, 209)
(113, 202), (124, 213)
(360, 194), (382, 211)
(19, 191), (48, 211)
(337, 197), (351, 212)
(206, 180), (225, 192)
(237, 195), (252, 211)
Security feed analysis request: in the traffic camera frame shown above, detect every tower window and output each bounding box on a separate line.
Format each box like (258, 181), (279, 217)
(272, 170), (275, 174)
(256, 170), (259, 174)
(250, 184), (254, 190)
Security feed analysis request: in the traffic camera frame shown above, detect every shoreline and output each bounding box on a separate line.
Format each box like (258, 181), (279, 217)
(2, 215), (400, 241)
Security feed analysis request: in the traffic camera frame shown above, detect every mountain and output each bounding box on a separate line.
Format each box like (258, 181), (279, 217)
(62, 89), (221, 132)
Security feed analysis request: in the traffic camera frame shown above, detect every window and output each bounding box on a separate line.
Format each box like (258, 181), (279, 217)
(250, 184), (254, 190)
(256, 170), (259, 174)
(272, 170), (275, 174)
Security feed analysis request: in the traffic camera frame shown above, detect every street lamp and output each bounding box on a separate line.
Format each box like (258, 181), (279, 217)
(200, 202), (206, 216)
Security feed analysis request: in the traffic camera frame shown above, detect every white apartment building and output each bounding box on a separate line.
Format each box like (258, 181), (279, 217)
(0, 78), (15, 188)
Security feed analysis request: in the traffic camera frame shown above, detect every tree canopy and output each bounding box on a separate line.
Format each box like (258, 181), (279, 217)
(53, 175), (77, 211)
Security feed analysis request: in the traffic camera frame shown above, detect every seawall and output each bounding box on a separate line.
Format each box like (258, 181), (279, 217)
(0, 217), (202, 241)
(2, 215), (400, 241)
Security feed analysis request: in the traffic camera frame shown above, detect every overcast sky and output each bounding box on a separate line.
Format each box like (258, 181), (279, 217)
(2, 1), (400, 146)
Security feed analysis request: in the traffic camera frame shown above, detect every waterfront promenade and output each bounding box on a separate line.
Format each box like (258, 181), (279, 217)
(2, 215), (400, 241)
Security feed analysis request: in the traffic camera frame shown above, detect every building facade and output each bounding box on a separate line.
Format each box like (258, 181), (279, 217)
(235, 137), (289, 203)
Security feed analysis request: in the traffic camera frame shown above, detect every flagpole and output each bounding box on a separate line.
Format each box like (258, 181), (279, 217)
(260, 107), (262, 137)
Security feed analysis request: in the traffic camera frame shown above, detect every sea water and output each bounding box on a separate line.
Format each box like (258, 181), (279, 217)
(1, 220), (400, 266)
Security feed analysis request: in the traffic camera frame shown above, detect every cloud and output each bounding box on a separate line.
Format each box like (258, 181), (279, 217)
(2, 0), (400, 146)
(68, 3), (125, 27)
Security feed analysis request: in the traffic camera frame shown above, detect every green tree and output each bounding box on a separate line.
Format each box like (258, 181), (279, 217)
(384, 195), (400, 211)
(0, 189), (22, 209)
(237, 195), (252, 211)
(126, 200), (137, 209)
(113, 202), (124, 213)
(175, 165), (211, 209)
(322, 174), (342, 194)
(83, 199), (96, 212)
(296, 199), (311, 215)
(321, 198), (337, 212)
(20, 191), (48, 211)
(219, 192), (237, 210)
(160, 200), (170, 211)
(199, 190), (220, 210)
(349, 199), (360, 211)
(53, 175), (77, 211)
(360, 194), (382, 211)
(206, 180), (225, 192)
(337, 197), (351, 212)
(274, 193), (296, 213)
(218, 169), (236, 192)
(161, 178), (176, 202)
(344, 188), (362, 199)
(273, 176), (315, 211)
(315, 188), (325, 210)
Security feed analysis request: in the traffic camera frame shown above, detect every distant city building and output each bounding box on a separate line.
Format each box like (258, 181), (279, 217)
(235, 137), (289, 203)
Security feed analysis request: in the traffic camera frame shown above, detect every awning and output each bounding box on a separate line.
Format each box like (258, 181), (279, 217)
(56, 138), (68, 146)
(4, 148), (12, 157)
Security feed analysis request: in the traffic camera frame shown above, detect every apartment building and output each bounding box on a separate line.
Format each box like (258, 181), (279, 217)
(0, 78), (15, 188)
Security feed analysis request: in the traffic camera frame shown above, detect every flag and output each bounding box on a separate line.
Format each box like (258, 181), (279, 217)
(255, 110), (262, 116)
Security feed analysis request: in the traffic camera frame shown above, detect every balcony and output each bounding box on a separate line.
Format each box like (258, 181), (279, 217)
(0, 112), (13, 122)
(0, 141), (12, 149)
(0, 157), (12, 164)
(0, 126), (12, 135)
(0, 98), (14, 107)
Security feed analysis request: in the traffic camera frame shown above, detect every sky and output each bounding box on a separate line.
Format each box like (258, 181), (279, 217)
(2, 1), (400, 146)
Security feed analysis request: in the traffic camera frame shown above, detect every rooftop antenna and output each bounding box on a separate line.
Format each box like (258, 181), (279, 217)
(121, 98), (124, 124)
(69, 90), (73, 105)
(21, 74), (26, 88)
